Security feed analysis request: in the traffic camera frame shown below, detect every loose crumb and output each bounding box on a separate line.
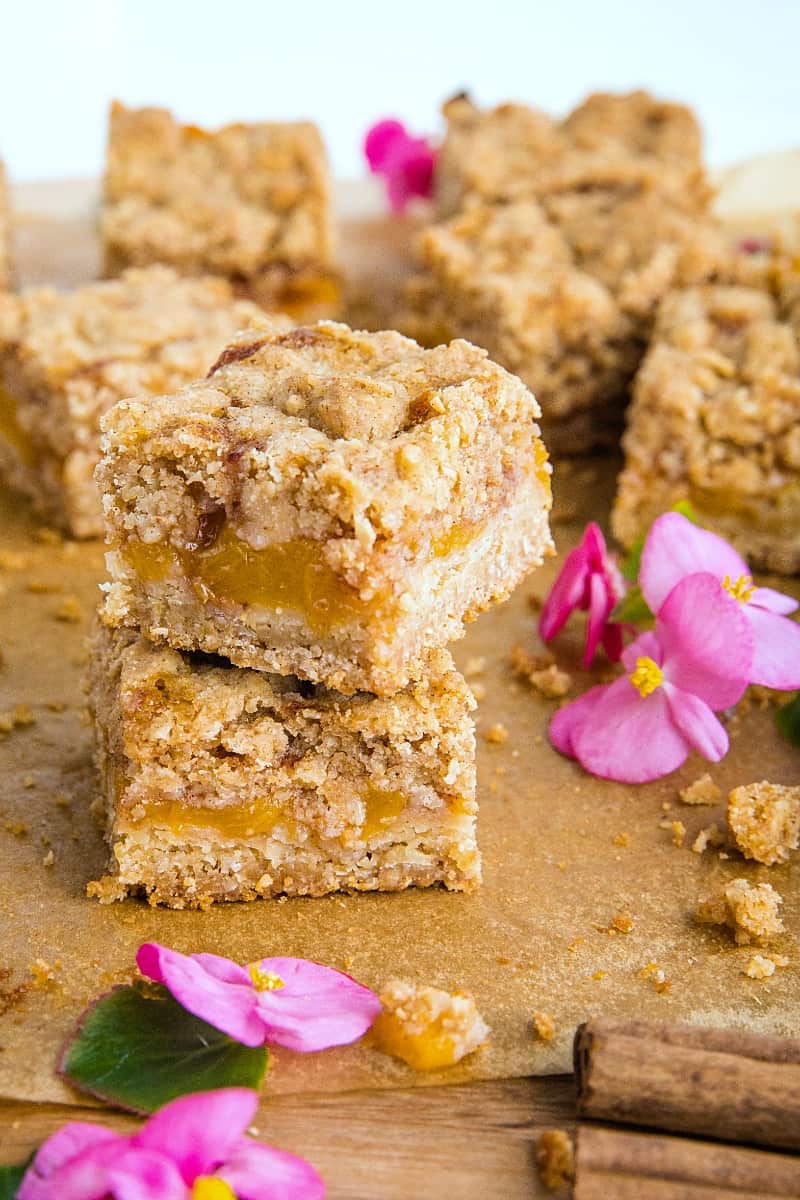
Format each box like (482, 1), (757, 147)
(612, 832), (629, 848)
(464, 656), (486, 678)
(22, 774), (36, 789)
(728, 781), (800, 866)
(661, 819), (686, 847)
(53, 595), (83, 623)
(485, 722), (509, 744)
(42, 849), (54, 867)
(509, 645), (572, 698)
(29, 958), (59, 988)
(536, 1129), (574, 1192)
(0, 705), (36, 737)
(696, 878), (784, 945)
(743, 954), (789, 980)
(372, 980), (490, 1071)
(680, 774), (721, 806)
(532, 1011), (555, 1042)
(611, 911), (633, 934)
(691, 824), (725, 854)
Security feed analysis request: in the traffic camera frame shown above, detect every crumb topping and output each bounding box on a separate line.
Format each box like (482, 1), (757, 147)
(536, 1128), (574, 1192)
(696, 877), (784, 945)
(728, 780), (800, 866)
(679, 774), (721, 806)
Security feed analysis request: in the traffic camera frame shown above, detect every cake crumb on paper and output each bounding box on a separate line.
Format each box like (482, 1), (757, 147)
(743, 953), (789, 980)
(532, 1010), (555, 1042)
(510, 645), (572, 698)
(728, 781), (800, 865)
(373, 979), (490, 1071)
(53, 595), (83, 623)
(680, 774), (721, 806)
(536, 1129), (574, 1192)
(692, 824), (725, 854)
(485, 722), (509, 744)
(696, 878), (784, 945)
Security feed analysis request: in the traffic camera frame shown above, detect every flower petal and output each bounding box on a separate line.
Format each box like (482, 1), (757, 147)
(600, 620), (625, 663)
(105, 1149), (187, 1200)
(620, 630), (663, 674)
(584, 571), (612, 667)
(219, 1139), (326, 1200)
(663, 684), (729, 761)
(640, 512), (749, 613)
(24, 1124), (120, 1182)
(134, 1089), (258, 1185)
(250, 958), (381, 1053)
(751, 587), (799, 616)
(549, 685), (610, 758)
(658, 574), (752, 709)
(190, 952), (253, 987)
(539, 545), (589, 640)
(570, 675), (690, 783)
(19, 1136), (122, 1200)
(744, 604), (800, 689)
(136, 943), (264, 1047)
(363, 119), (406, 171)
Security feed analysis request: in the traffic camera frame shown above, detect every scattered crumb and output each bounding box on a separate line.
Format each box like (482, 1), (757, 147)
(0, 704), (36, 736)
(470, 681), (486, 702)
(22, 774), (36, 789)
(532, 1011), (555, 1042)
(680, 774), (721, 806)
(464, 656), (486, 678)
(0, 549), (30, 571)
(536, 1129), (574, 1192)
(42, 849), (54, 867)
(696, 878), (784, 945)
(743, 955), (778, 980)
(612, 832), (629, 848)
(670, 820), (686, 848)
(611, 911), (633, 934)
(638, 962), (671, 993)
(566, 937), (585, 953)
(485, 722), (509, 745)
(510, 645), (572, 698)
(29, 958), (59, 988)
(692, 824), (725, 854)
(728, 781), (800, 866)
(4, 820), (28, 837)
(372, 980), (490, 1071)
(591, 970), (608, 981)
(528, 593), (543, 613)
(53, 595), (83, 623)
(54, 792), (71, 809)
(35, 528), (62, 546)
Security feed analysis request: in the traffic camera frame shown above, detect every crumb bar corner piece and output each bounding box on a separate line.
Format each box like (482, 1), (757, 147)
(612, 282), (800, 575)
(100, 101), (338, 319)
(88, 620), (480, 908)
(98, 319), (554, 695)
(0, 266), (267, 537)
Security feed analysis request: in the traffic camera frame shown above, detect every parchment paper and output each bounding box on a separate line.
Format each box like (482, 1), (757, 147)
(0, 169), (797, 1106)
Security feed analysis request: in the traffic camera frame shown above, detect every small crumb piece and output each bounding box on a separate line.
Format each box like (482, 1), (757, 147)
(485, 722), (509, 745)
(680, 774), (722, 806)
(0, 549), (30, 571)
(669, 820), (686, 847)
(612, 833), (629, 848)
(728, 781), (800, 866)
(532, 1011), (555, 1042)
(42, 850), (54, 867)
(53, 595), (83, 623)
(510, 645), (572, 698)
(696, 878), (784, 945)
(22, 774), (36, 789)
(29, 958), (58, 988)
(0, 705), (37, 737)
(372, 980), (490, 1071)
(611, 911), (633, 934)
(744, 955), (779, 979)
(591, 970), (608, 981)
(692, 824), (725, 854)
(536, 1129), (574, 1192)
(464, 656), (486, 678)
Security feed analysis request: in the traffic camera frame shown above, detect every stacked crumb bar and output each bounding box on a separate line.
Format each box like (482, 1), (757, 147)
(90, 320), (554, 906)
(403, 90), (753, 454)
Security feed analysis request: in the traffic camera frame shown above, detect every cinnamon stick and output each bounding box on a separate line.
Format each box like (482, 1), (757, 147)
(574, 1019), (800, 1151)
(574, 1125), (800, 1199)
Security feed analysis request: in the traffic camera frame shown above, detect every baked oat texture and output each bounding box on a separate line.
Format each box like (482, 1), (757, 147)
(405, 91), (750, 453)
(728, 780), (800, 866)
(101, 101), (336, 312)
(0, 266), (266, 537)
(99, 319), (553, 695)
(88, 621), (480, 908)
(613, 282), (800, 573)
(0, 161), (10, 291)
(696, 877), (785, 945)
(372, 979), (490, 1070)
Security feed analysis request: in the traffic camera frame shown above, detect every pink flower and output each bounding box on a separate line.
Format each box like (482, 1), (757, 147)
(18, 1088), (324, 1200)
(640, 512), (800, 690)
(137, 944), (381, 1052)
(550, 574), (753, 782)
(539, 522), (627, 667)
(737, 235), (772, 254)
(364, 118), (436, 212)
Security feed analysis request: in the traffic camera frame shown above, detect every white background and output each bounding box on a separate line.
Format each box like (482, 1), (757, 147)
(1, 0), (798, 182)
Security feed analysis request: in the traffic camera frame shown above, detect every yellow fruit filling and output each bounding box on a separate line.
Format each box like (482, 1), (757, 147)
(372, 1010), (462, 1071)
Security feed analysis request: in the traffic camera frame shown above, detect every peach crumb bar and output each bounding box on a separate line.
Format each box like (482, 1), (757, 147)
(613, 284), (800, 574)
(0, 162), (10, 291)
(0, 267), (264, 537)
(98, 320), (553, 695)
(406, 91), (743, 453)
(101, 102), (338, 320)
(88, 622), (479, 908)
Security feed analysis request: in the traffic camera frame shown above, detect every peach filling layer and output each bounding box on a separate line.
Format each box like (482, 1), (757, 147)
(0, 385), (36, 467)
(372, 1011), (461, 1071)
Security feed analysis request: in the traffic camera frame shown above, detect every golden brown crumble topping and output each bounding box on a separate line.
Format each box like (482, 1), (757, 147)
(696, 878), (785, 945)
(691, 824), (725, 854)
(743, 953), (789, 980)
(532, 1011), (556, 1042)
(536, 1129), (574, 1192)
(510, 645), (572, 698)
(728, 780), (800, 866)
(679, 774), (722, 806)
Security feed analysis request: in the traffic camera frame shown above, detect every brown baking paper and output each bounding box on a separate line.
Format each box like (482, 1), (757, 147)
(0, 172), (798, 1106)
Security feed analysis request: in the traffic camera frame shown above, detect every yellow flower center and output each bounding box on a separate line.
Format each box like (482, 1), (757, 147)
(722, 573), (755, 604)
(629, 656), (664, 697)
(192, 1178), (236, 1200)
(248, 963), (285, 992)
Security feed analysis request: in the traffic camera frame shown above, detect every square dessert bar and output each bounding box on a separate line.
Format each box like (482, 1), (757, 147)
(0, 266), (264, 537)
(0, 161), (11, 291)
(88, 622), (480, 907)
(98, 320), (553, 695)
(613, 284), (800, 575)
(101, 102), (337, 318)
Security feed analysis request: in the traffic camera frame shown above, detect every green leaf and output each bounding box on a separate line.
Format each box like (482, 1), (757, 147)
(776, 693), (800, 747)
(613, 585), (654, 625)
(620, 500), (699, 583)
(0, 1161), (28, 1199)
(60, 982), (268, 1114)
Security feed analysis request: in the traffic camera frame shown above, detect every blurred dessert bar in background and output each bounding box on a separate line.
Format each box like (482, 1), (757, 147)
(88, 623), (480, 907)
(101, 101), (338, 318)
(0, 161), (11, 291)
(0, 266), (263, 536)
